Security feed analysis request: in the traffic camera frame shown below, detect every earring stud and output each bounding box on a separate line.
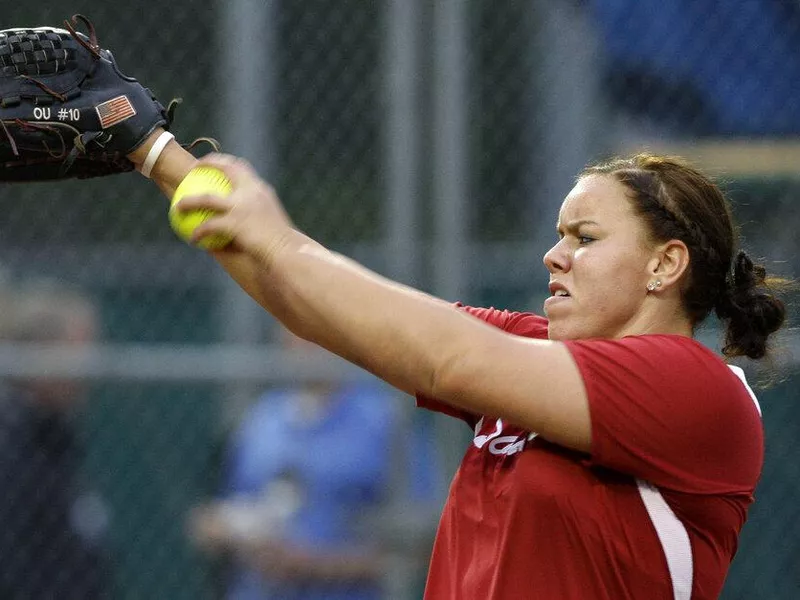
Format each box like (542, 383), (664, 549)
(647, 280), (662, 292)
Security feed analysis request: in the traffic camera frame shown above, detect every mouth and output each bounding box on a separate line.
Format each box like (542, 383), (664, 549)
(544, 282), (571, 313)
(548, 282), (570, 298)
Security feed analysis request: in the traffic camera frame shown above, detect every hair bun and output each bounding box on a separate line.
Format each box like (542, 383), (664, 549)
(717, 251), (785, 359)
(732, 250), (766, 292)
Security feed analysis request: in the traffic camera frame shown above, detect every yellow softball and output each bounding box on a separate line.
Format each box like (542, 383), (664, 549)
(169, 166), (234, 250)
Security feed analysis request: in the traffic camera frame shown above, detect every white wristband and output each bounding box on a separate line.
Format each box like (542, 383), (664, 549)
(139, 131), (175, 178)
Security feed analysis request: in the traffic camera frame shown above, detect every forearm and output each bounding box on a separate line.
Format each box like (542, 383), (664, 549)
(135, 134), (455, 395)
(129, 133), (431, 359)
(262, 233), (494, 398)
(128, 131), (473, 396)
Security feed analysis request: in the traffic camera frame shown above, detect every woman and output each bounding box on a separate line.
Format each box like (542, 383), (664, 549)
(128, 131), (785, 599)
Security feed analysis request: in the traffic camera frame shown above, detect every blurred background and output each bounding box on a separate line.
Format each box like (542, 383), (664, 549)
(0, 1), (798, 598)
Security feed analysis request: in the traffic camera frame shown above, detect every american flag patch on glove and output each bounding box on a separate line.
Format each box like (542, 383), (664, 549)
(96, 95), (136, 128)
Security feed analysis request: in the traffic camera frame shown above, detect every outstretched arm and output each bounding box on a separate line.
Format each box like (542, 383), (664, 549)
(127, 131), (591, 452)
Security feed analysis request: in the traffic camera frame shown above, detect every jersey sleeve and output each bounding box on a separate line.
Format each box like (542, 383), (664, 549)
(564, 335), (763, 494)
(416, 305), (549, 426)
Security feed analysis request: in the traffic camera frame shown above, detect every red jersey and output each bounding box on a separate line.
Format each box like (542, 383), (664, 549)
(418, 306), (763, 600)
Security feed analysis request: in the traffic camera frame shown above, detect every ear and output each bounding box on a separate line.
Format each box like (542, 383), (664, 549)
(647, 239), (690, 290)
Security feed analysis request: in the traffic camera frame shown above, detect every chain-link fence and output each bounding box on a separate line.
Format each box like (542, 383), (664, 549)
(0, 1), (798, 598)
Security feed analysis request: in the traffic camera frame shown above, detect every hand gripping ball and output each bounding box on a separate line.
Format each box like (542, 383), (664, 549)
(169, 166), (233, 250)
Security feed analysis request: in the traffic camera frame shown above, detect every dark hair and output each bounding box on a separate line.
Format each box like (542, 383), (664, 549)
(581, 153), (787, 360)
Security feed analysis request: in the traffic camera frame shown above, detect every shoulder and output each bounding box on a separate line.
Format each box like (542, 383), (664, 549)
(570, 335), (763, 491)
(566, 334), (761, 426)
(567, 335), (741, 385)
(456, 303), (549, 339)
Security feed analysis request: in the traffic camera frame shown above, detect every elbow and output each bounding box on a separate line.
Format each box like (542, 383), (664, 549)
(427, 347), (469, 404)
(424, 322), (495, 406)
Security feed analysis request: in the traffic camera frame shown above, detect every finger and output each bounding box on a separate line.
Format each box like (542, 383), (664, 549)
(173, 192), (236, 214)
(190, 213), (238, 244)
(195, 153), (257, 187)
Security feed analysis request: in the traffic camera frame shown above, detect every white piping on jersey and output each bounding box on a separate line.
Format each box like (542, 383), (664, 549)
(727, 365), (762, 416)
(635, 365), (760, 600)
(636, 479), (693, 600)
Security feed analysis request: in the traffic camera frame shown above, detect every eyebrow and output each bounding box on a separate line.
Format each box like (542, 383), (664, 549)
(556, 219), (600, 233)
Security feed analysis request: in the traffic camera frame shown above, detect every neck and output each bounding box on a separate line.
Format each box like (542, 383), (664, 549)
(617, 307), (694, 339)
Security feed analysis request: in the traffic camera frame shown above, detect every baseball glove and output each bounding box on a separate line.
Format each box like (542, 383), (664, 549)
(0, 15), (210, 181)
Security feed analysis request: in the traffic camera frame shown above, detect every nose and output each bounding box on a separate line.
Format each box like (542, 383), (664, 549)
(543, 239), (569, 274)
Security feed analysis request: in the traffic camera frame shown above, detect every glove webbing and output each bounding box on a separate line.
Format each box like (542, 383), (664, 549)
(0, 30), (78, 77)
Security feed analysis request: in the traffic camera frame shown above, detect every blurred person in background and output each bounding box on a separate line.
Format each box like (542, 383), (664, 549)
(132, 132), (788, 599)
(0, 278), (111, 599)
(188, 331), (434, 600)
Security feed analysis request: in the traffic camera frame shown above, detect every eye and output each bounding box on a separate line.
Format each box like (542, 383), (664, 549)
(578, 235), (595, 245)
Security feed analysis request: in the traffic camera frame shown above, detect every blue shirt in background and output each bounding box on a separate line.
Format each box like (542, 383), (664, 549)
(221, 381), (433, 600)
